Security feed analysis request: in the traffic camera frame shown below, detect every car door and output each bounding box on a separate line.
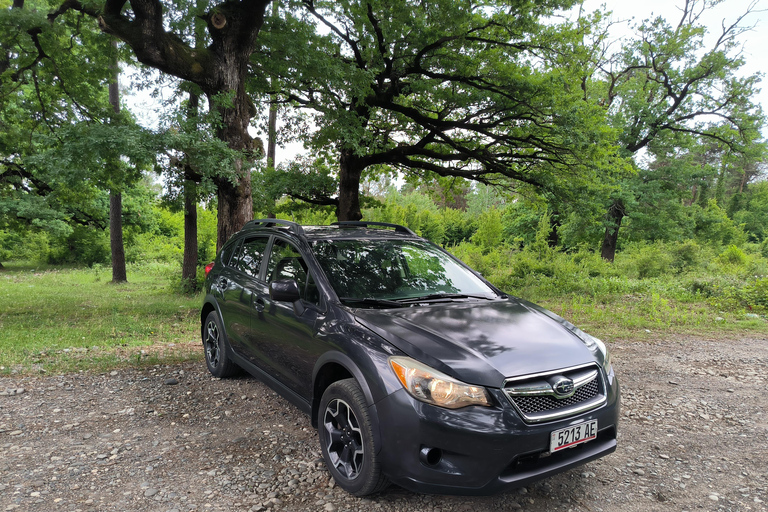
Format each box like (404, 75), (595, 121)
(249, 237), (326, 399)
(218, 236), (269, 358)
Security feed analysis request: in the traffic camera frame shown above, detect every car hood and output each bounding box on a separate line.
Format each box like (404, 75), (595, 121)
(353, 298), (597, 388)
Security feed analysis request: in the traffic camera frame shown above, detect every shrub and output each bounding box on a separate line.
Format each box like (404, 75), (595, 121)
(627, 244), (675, 279)
(0, 229), (51, 263)
(471, 208), (504, 253)
(47, 226), (110, 267)
(744, 278), (768, 310)
(441, 208), (476, 245)
(717, 245), (748, 266)
(670, 240), (702, 273)
(693, 200), (747, 247)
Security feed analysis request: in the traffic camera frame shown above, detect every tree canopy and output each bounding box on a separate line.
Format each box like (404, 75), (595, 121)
(1, 0), (765, 273)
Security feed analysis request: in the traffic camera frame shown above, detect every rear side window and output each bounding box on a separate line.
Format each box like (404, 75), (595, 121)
(231, 237), (269, 278)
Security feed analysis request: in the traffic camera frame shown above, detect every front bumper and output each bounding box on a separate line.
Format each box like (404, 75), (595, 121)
(374, 377), (620, 495)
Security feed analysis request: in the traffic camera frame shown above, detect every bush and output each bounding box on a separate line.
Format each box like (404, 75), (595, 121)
(471, 208), (504, 253)
(570, 249), (614, 278)
(47, 226), (110, 267)
(670, 240), (703, 273)
(624, 244), (675, 279)
(0, 229), (51, 263)
(168, 265), (207, 295)
(693, 200), (747, 247)
(717, 245), (748, 267)
(441, 208), (476, 245)
(744, 278), (768, 310)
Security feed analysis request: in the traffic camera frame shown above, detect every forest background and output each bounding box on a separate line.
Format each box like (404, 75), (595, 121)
(1, 0), (768, 371)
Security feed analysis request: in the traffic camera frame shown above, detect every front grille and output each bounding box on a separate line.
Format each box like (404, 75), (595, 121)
(512, 378), (599, 415)
(503, 364), (606, 423)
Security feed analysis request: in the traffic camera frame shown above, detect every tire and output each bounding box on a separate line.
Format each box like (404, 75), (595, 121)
(202, 311), (239, 378)
(318, 379), (389, 496)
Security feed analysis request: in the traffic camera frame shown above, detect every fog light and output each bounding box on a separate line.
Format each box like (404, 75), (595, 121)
(419, 446), (442, 467)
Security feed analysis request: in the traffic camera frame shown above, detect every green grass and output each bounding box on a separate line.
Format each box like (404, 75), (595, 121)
(0, 262), (203, 375)
(2, 252), (766, 376)
(538, 295), (767, 341)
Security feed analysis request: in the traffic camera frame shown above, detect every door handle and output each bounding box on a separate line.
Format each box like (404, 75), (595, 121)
(254, 297), (265, 313)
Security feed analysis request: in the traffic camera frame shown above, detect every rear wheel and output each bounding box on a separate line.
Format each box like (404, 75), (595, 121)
(318, 379), (389, 495)
(202, 311), (239, 378)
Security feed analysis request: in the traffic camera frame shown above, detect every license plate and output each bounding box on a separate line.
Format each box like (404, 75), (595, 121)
(549, 420), (597, 453)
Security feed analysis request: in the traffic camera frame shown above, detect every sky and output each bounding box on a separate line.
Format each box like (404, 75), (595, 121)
(126, 0), (767, 165)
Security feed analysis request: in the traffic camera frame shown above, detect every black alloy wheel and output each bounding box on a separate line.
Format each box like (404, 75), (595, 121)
(318, 379), (389, 495)
(202, 311), (239, 378)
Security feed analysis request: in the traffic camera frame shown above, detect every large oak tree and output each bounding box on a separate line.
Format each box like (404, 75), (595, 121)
(261, 0), (615, 221)
(45, 0), (272, 249)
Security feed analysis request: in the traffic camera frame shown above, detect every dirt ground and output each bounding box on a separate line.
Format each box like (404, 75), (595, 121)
(1, 336), (767, 512)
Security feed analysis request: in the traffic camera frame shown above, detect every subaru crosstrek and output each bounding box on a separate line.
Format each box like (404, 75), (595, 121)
(200, 220), (619, 495)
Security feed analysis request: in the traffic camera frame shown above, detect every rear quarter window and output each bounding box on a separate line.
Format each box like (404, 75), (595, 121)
(219, 240), (239, 267)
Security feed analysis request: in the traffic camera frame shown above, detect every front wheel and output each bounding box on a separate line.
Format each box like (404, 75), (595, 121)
(202, 311), (239, 378)
(318, 379), (389, 496)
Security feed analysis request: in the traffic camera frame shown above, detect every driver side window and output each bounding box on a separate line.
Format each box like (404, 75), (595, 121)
(266, 240), (319, 305)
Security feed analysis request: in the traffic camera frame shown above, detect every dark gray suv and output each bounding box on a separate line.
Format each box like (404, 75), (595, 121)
(200, 220), (619, 496)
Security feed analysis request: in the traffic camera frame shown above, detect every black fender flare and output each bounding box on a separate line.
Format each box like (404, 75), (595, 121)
(312, 351), (384, 454)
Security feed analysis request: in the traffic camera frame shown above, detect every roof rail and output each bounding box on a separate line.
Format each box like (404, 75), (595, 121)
(244, 218), (304, 235)
(331, 221), (417, 236)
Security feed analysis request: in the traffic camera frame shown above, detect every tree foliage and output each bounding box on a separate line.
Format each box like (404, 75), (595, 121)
(259, 0), (620, 220)
(563, 0), (765, 260)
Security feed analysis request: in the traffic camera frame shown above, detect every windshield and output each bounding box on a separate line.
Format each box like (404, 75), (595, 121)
(311, 239), (497, 301)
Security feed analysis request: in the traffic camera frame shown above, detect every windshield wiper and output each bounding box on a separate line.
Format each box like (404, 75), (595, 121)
(397, 293), (496, 303)
(339, 297), (407, 308)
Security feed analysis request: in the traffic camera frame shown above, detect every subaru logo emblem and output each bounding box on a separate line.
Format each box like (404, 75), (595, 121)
(552, 377), (575, 398)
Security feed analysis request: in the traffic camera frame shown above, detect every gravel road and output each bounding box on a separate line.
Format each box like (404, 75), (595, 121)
(1, 336), (766, 512)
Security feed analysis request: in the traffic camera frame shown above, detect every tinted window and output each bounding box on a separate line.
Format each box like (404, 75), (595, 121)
(312, 239), (496, 300)
(266, 239), (315, 303)
(232, 237), (269, 278)
(220, 239), (238, 267)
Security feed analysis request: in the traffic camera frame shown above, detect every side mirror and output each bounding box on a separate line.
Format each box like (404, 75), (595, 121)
(269, 279), (301, 302)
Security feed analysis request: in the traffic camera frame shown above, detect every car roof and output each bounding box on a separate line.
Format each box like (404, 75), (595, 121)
(302, 225), (420, 241)
(237, 220), (421, 242)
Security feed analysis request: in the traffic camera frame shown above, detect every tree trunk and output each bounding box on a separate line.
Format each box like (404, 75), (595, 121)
(86, 0), (271, 252)
(182, 177), (199, 292)
(266, 0), (279, 171)
(548, 210), (560, 248)
(108, 43), (127, 283)
(180, 91), (200, 292)
(215, 168), (253, 250)
(600, 200), (625, 262)
(110, 191), (127, 282)
(715, 162), (726, 205)
(208, 59), (256, 251)
(337, 149), (364, 221)
(267, 104), (277, 168)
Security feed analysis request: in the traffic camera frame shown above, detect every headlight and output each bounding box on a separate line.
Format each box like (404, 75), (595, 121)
(389, 356), (491, 409)
(579, 331), (612, 375)
(595, 338), (613, 373)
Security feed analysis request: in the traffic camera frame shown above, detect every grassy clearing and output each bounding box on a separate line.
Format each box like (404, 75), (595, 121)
(2, 251), (766, 376)
(0, 262), (202, 376)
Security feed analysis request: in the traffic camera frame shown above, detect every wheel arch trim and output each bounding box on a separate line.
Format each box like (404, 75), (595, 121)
(311, 352), (383, 453)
